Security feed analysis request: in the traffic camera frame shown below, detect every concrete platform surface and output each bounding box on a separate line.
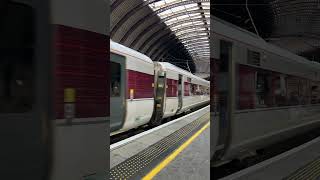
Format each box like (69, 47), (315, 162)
(110, 106), (210, 169)
(154, 126), (210, 180)
(221, 136), (320, 180)
(109, 106), (210, 180)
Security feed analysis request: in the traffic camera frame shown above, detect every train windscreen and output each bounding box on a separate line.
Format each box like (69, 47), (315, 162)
(110, 53), (125, 132)
(0, 1), (34, 113)
(0, 1), (52, 179)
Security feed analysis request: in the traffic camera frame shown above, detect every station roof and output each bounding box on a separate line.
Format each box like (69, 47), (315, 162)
(212, 0), (320, 62)
(111, 0), (210, 76)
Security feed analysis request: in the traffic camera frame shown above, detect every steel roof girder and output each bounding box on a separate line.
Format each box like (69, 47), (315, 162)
(176, 29), (210, 39)
(154, 0), (210, 14)
(168, 17), (210, 28)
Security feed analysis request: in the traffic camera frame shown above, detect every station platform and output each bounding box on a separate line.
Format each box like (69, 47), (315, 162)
(110, 105), (210, 180)
(220, 134), (320, 180)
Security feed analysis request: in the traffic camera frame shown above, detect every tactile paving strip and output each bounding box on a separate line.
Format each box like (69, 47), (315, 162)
(284, 157), (320, 180)
(110, 113), (210, 180)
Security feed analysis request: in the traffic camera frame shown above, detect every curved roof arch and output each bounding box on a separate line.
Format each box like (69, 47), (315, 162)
(111, 0), (210, 74)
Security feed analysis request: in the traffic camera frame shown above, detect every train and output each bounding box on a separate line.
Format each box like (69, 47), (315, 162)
(1, 0), (108, 179)
(211, 16), (320, 165)
(50, 0), (108, 179)
(110, 40), (210, 136)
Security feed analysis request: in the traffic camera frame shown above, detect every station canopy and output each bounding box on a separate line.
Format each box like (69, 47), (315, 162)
(111, 0), (210, 77)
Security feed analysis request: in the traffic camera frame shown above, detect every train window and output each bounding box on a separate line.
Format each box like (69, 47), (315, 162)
(255, 72), (265, 107)
(255, 71), (272, 108)
(0, 1), (34, 113)
(299, 79), (310, 105)
(111, 61), (121, 97)
(184, 82), (190, 96)
(237, 65), (256, 109)
(311, 82), (320, 104)
(286, 76), (300, 105)
(198, 85), (203, 95)
(190, 84), (194, 95)
(191, 84), (197, 95)
(202, 85), (207, 95)
(273, 75), (287, 106)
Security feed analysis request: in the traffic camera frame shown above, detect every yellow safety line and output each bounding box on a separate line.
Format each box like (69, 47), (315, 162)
(142, 121), (210, 180)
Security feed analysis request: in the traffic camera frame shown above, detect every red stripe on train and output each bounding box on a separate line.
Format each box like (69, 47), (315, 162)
(127, 70), (154, 99)
(53, 24), (109, 119)
(184, 82), (190, 96)
(167, 79), (178, 97)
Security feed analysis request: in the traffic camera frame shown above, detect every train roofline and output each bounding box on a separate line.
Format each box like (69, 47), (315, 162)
(157, 62), (210, 85)
(212, 16), (320, 70)
(110, 40), (154, 64)
(110, 40), (209, 85)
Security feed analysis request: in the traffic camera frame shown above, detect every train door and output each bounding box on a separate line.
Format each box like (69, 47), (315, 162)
(213, 40), (234, 160)
(177, 74), (183, 112)
(150, 69), (166, 126)
(110, 53), (126, 132)
(0, 0), (52, 179)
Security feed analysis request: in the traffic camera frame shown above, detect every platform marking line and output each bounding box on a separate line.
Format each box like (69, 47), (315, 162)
(286, 158), (320, 180)
(221, 135), (320, 180)
(110, 105), (210, 150)
(142, 121), (210, 180)
(288, 158), (320, 180)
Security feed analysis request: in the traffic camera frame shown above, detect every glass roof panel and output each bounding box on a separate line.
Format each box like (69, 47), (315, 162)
(175, 27), (207, 35)
(148, 0), (210, 65)
(202, 2), (210, 6)
(184, 4), (198, 9)
(165, 0), (177, 3)
(186, 44), (209, 48)
(188, 46), (210, 50)
(188, 42), (210, 46)
(170, 6), (185, 12)
(168, 19), (206, 27)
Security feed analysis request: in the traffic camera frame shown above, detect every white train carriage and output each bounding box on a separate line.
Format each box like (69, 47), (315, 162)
(110, 40), (210, 135)
(2, 0), (108, 179)
(178, 68), (210, 112)
(50, 0), (108, 179)
(212, 16), (320, 163)
(151, 62), (210, 125)
(110, 40), (155, 135)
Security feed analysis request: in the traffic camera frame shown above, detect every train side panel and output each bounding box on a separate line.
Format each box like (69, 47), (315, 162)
(110, 48), (209, 135)
(110, 47), (155, 133)
(158, 62), (210, 116)
(227, 45), (320, 159)
(163, 69), (179, 118)
(50, 0), (108, 179)
(212, 17), (320, 162)
(211, 34), (220, 158)
(124, 59), (155, 131)
(181, 77), (210, 111)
